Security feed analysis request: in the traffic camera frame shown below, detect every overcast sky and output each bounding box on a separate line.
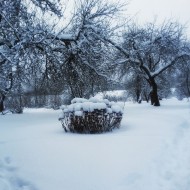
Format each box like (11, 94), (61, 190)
(126, 0), (190, 35)
(63, 0), (190, 36)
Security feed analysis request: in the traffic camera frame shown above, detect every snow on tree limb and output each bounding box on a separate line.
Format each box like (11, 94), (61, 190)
(151, 54), (190, 78)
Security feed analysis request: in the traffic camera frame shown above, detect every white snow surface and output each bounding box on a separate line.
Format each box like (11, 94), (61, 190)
(74, 111), (83, 117)
(60, 98), (123, 115)
(0, 98), (190, 190)
(111, 104), (123, 113)
(71, 98), (88, 104)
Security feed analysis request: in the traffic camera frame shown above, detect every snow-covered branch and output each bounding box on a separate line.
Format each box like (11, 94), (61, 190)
(151, 54), (190, 78)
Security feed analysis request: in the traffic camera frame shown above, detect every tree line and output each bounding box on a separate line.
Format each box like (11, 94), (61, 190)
(0, 0), (190, 113)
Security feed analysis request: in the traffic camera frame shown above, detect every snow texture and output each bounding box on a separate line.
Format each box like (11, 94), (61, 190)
(71, 98), (88, 104)
(0, 98), (190, 190)
(57, 33), (74, 40)
(111, 105), (123, 113)
(0, 158), (37, 190)
(59, 97), (123, 119)
(74, 111), (83, 117)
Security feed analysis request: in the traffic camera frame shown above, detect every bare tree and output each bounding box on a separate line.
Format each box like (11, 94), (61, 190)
(175, 60), (190, 99)
(107, 21), (190, 106)
(0, 0), (62, 112)
(52, 0), (124, 98)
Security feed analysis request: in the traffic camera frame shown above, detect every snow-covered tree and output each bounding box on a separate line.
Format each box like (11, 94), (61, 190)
(0, 0), (62, 112)
(108, 21), (190, 106)
(175, 60), (190, 99)
(53, 0), (124, 98)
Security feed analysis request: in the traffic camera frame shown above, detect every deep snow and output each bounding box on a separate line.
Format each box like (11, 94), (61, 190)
(0, 98), (190, 190)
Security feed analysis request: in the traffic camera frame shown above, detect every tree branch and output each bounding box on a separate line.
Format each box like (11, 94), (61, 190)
(152, 54), (190, 78)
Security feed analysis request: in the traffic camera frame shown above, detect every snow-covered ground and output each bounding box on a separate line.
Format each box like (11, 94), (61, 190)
(0, 98), (190, 190)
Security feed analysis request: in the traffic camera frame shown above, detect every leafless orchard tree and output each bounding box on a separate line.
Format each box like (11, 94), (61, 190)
(175, 59), (190, 99)
(52, 0), (125, 98)
(107, 21), (190, 106)
(0, 0), (63, 112)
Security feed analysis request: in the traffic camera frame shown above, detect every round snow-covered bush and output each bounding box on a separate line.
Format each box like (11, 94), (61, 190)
(58, 98), (123, 134)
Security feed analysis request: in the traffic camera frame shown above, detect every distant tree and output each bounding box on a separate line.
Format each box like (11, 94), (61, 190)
(175, 60), (190, 99)
(123, 70), (149, 103)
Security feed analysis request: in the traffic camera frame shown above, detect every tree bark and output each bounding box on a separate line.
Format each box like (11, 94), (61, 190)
(136, 89), (142, 103)
(143, 91), (149, 103)
(149, 78), (160, 106)
(186, 69), (190, 97)
(0, 94), (6, 112)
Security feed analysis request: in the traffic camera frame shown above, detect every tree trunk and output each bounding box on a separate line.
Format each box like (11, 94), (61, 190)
(0, 94), (5, 112)
(136, 89), (141, 103)
(149, 78), (160, 106)
(186, 69), (190, 97)
(143, 91), (149, 103)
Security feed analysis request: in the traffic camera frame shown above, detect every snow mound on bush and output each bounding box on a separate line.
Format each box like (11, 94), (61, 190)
(59, 98), (123, 116)
(111, 105), (123, 113)
(71, 98), (88, 104)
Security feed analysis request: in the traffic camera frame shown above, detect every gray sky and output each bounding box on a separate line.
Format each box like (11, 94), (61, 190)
(62, 0), (190, 36)
(126, 0), (190, 35)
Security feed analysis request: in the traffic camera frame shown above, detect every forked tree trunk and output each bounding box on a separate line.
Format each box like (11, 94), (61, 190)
(149, 78), (160, 106)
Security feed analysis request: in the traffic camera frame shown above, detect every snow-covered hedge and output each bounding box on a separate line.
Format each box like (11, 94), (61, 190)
(58, 98), (123, 133)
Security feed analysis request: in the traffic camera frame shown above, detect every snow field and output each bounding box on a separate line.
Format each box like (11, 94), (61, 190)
(0, 157), (37, 190)
(0, 98), (190, 190)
